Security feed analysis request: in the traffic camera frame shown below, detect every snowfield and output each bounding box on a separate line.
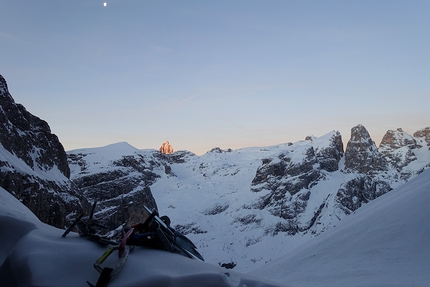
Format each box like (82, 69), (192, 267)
(0, 186), (285, 287)
(2, 169), (430, 286)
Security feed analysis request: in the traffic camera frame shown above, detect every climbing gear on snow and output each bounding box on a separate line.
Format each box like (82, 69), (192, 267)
(63, 202), (204, 286)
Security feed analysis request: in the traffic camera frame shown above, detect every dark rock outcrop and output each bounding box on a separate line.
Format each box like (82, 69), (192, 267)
(0, 74), (87, 228)
(336, 176), (392, 213)
(413, 127), (430, 149)
(344, 124), (387, 174)
(68, 147), (159, 230)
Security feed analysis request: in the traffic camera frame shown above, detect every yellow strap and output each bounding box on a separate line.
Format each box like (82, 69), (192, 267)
(96, 247), (115, 265)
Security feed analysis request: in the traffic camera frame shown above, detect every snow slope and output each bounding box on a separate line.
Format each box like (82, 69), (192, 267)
(0, 142), (69, 183)
(0, 186), (286, 287)
(149, 144), (316, 270)
(252, 168), (430, 287)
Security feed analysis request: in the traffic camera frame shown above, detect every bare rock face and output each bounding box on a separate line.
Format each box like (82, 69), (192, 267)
(68, 145), (159, 230)
(336, 176), (392, 213)
(336, 125), (392, 214)
(159, 141), (174, 154)
(250, 131), (344, 234)
(0, 74), (87, 228)
(379, 128), (418, 172)
(413, 127), (430, 149)
(0, 75), (70, 177)
(380, 128), (417, 150)
(344, 124), (387, 174)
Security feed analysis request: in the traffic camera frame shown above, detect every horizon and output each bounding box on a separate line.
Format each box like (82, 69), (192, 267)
(63, 124), (428, 156)
(2, 1), (429, 155)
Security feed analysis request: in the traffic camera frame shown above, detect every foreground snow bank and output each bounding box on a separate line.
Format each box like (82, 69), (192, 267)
(0, 187), (286, 287)
(252, 169), (430, 287)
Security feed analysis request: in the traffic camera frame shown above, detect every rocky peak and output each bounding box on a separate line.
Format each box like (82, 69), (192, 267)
(0, 74), (86, 227)
(379, 128), (417, 150)
(210, 147), (233, 153)
(159, 141), (174, 154)
(0, 74), (10, 96)
(378, 128), (418, 173)
(0, 75), (70, 178)
(413, 127), (430, 149)
(316, 131), (344, 172)
(344, 124), (386, 174)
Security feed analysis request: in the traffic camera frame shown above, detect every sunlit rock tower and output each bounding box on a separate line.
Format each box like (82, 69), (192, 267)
(159, 141), (174, 154)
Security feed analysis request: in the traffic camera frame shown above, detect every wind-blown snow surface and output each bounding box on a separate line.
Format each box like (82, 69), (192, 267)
(252, 169), (430, 287)
(0, 186), (286, 287)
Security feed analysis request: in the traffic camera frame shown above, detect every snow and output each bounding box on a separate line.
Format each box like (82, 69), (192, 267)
(2, 165), (430, 286)
(68, 142), (142, 162)
(0, 142), (68, 183)
(68, 142), (148, 176)
(0, 186), (286, 287)
(147, 134), (350, 270)
(66, 129), (430, 272)
(252, 169), (430, 287)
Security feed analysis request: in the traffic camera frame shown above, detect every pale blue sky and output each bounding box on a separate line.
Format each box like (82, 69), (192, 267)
(1, 1), (429, 155)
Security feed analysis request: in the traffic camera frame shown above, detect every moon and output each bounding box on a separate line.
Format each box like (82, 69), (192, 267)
(103, 2), (107, 7)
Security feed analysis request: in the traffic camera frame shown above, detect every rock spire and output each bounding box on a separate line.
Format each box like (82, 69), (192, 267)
(159, 141), (174, 154)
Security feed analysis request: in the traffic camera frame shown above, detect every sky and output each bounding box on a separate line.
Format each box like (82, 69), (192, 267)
(1, 1), (429, 155)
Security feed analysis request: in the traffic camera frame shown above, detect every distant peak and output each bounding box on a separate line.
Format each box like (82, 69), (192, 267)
(159, 141), (174, 154)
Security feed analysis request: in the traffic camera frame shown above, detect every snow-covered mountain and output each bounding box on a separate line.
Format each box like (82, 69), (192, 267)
(67, 125), (430, 271)
(0, 74), (87, 228)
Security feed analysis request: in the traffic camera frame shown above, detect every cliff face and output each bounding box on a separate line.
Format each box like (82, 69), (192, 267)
(413, 127), (430, 149)
(0, 74), (87, 228)
(344, 124), (387, 174)
(67, 143), (158, 230)
(250, 131), (344, 233)
(0, 75), (70, 178)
